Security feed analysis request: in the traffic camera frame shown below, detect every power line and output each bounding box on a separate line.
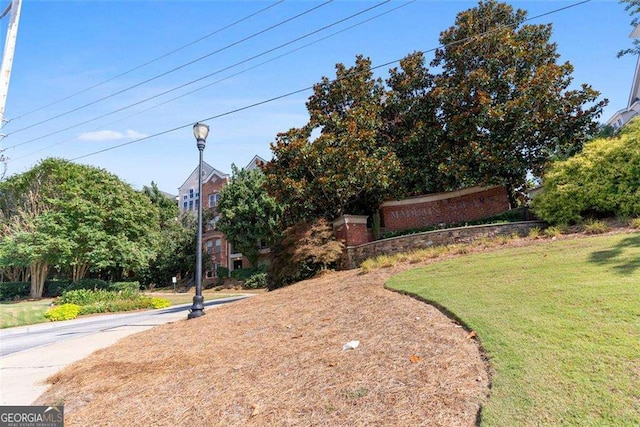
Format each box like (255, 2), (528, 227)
(5, 0), (334, 137)
(5, 0), (392, 151)
(62, 0), (594, 163)
(13, 1), (415, 163)
(7, 1), (285, 123)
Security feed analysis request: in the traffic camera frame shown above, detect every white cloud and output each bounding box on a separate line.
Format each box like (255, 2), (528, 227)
(77, 129), (148, 142)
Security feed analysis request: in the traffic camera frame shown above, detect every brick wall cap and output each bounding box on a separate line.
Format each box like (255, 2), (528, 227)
(381, 186), (503, 208)
(332, 215), (369, 227)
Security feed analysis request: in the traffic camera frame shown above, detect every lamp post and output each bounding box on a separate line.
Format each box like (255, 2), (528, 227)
(188, 122), (209, 319)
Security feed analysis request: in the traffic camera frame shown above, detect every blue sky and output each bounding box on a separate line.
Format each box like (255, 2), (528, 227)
(0, 0), (634, 194)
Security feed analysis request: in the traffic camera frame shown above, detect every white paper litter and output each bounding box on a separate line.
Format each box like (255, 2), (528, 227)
(342, 340), (360, 350)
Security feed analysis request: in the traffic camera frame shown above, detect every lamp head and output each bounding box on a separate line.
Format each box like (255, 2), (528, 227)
(193, 122), (210, 144)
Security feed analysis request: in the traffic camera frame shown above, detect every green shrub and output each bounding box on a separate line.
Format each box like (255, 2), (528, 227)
(78, 299), (148, 315)
(583, 219), (609, 235)
(108, 281), (140, 293)
(629, 217), (640, 229)
(230, 268), (257, 281)
(44, 280), (73, 297)
(58, 289), (121, 305)
(0, 282), (30, 300)
(533, 119), (640, 224)
(149, 297), (171, 309)
(70, 278), (109, 291)
(216, 266), (229, 278)
(45, 304), (81, 321)
(244, 273), (267, 289)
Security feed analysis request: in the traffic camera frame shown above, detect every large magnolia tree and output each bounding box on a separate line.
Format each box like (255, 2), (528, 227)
(0, 159), (160, 298)
(428, 0), (606, 202)
(264, 56), (400, 225)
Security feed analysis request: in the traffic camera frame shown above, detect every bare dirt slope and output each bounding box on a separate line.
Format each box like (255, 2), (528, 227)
(36, 267), (489, 426)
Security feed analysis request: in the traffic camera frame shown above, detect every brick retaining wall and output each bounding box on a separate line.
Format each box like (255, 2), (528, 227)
(343, 221), (547, 269)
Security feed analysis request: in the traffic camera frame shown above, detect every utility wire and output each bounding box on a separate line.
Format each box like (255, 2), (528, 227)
(60, 0), (593, 162)
(13, 1), (415, 162)
(5, 0), (333, 137)
(5, 0), (392, 151)
(7, 1), (285, 123)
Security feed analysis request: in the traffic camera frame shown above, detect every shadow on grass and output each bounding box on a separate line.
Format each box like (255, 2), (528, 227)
(589, 234), (640, 275)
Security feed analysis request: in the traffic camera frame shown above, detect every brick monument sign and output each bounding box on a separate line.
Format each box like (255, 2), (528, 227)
(380, 186), (510, 232)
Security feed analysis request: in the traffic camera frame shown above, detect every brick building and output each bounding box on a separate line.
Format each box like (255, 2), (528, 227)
(177, 156), (267, 280)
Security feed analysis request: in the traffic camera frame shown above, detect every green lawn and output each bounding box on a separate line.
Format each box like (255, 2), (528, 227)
(0, 298), (53, 329)
(387, 233), (640, 426)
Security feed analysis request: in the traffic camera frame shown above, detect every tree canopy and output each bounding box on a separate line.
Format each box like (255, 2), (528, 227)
(0, 159), (160, 297)
(216, 164), (282, 266)
(263, 56), (400, 225)
(264, 1), (606, 223)
(137, 182), (198, 289)
(428, 0), (605, 201)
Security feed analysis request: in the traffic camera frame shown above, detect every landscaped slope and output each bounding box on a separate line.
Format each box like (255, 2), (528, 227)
(36, 267), (488, 426)
(388, 232), (640, 426)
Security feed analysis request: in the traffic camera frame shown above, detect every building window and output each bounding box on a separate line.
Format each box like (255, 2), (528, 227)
(183, 201), (187, 210)
(215, 239), (222, 252)
(183, 195), (187, 201)
(189, 200), (194, 210)
(206, 240), (213, 254)
(189, 189), (194, 198)
(215, 193), (221, 205)
(208, 194), (215, 207)
(195, 199), (199, 209)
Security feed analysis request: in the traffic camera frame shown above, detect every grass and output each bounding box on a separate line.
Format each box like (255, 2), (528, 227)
(386, 232), (640, 426)
(0, 298), (53, 328)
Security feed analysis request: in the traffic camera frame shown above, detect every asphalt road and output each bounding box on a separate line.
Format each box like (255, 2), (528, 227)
(0, 295), (248, 357)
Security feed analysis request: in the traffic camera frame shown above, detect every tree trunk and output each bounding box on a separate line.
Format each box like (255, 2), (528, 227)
(72, 262), (89, 282)
(505, 183), (517, 209)
(2, 266), (30, 282)
(30, 261), (49, 299)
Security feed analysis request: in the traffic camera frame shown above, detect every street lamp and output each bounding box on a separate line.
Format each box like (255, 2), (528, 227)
(188, 122), (209, 319)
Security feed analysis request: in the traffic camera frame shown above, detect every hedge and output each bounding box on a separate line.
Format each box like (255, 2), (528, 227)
(1, 279), (141, 300)
(0, 282), (30, 300)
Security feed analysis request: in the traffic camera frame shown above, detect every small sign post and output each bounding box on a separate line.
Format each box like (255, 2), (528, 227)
(172, 276), (177, 293)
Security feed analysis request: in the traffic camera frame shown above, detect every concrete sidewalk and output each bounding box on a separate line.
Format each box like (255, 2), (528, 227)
(1, 298), (245, 406)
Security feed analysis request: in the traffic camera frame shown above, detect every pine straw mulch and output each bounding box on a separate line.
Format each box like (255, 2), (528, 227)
(35, 264), (490, 427)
